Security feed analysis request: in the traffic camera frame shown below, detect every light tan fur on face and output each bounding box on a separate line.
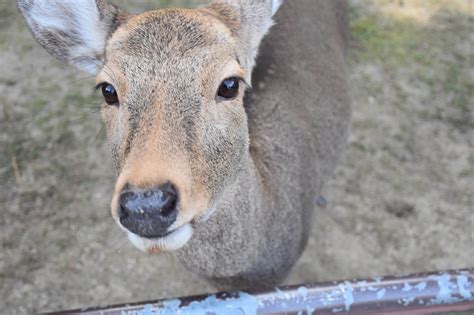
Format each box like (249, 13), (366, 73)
(100, 9), (249, 249)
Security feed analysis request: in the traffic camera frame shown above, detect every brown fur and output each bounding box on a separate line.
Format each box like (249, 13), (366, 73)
(18, 0), (351, 287)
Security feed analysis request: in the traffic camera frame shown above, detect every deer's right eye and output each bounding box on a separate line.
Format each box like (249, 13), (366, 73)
(217, 77), (240, 100)
(100, 83), (119, 105)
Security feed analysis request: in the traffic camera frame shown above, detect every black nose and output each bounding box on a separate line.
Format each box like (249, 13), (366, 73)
(118, 183), (178, 238)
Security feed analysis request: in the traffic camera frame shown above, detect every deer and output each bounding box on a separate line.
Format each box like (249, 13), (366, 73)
(18, 0), (351, 288)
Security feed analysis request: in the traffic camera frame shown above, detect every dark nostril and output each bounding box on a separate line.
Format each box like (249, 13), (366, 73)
(118, 190), (136, 220)
(118, 183), (179, 238)
(158, 183), (177, 216)
(118, 204), (128, 220)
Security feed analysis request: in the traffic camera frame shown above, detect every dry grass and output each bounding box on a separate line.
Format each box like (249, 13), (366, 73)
(376, 0), (473, 24)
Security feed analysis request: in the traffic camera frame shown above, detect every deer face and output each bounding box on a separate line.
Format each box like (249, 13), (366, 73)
(18, 0), (281, 253)
(101, 10), (250, 252)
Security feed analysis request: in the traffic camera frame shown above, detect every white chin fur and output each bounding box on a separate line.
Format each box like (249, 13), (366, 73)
(127, 223), (193, 252)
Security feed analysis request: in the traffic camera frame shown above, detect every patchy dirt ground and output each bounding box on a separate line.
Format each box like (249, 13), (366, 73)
(1, 0), (472, 314)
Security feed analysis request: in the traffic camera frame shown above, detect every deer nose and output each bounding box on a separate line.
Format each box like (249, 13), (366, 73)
(118, 183), (178, 238)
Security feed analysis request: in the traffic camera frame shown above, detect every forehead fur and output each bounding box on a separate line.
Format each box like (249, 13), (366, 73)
(108, 9), (235, 61)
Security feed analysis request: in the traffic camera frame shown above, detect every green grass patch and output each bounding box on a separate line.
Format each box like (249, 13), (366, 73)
(351, 13), (424, 67)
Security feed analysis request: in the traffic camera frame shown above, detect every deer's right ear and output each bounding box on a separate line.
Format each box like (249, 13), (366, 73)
(204, 0), (283, 81)
(17, 0), (131, 74)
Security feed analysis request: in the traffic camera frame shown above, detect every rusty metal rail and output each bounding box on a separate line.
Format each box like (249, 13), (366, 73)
(44, 269), (474, 314)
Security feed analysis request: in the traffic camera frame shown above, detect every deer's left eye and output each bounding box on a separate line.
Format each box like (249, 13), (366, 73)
(98, 83), (119, 105)
(217, 77), (240, 100)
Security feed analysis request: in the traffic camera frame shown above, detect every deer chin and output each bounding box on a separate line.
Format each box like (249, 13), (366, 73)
(127, 223), (193, 253)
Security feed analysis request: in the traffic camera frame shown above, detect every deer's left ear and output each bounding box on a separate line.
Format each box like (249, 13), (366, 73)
(204, 0), (284, 78)
(17, 0), (131, 74)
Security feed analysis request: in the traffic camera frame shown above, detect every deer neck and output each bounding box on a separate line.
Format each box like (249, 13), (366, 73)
(175, 151), (282, 288)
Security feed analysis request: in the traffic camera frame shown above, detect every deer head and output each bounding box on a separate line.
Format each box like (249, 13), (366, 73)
(18, 0), (283, 253)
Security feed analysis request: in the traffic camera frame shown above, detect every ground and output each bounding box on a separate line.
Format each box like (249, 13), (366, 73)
(1, 0), (472, 313)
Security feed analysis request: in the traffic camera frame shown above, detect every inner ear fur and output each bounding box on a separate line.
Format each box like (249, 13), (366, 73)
(203, 0), (278, 79)
(17, 0), (131, 74)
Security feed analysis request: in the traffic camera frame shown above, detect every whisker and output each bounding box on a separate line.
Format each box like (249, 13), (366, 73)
(91, 124), (106, 147)
(102, 64), (120, 85)
(69, 102), (103, 122)
(70, 109), (101, 122)
(84, 105), (103, 110)
(66, 74), (96, 85)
